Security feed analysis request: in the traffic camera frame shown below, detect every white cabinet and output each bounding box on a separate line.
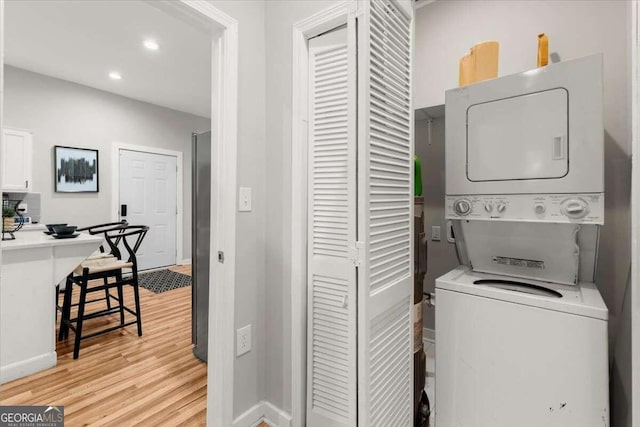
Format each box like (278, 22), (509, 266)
(1, 128), (33, 192)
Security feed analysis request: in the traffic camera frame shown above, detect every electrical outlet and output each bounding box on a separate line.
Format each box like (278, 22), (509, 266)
(431, 225), (441, 241)
(236, 325), (252, 356)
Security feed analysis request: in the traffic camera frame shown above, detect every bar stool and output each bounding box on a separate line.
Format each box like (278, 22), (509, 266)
(59, 225), (149, 359)
(56, 221), (128, 338)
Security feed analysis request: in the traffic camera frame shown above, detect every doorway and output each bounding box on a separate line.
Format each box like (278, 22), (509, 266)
(0, 0), (239, 425)
(292, 1), (415, 425)
(118, 148), (179, 271)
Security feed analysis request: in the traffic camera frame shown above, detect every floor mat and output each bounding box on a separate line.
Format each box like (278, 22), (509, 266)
(138, 269), (192, 294)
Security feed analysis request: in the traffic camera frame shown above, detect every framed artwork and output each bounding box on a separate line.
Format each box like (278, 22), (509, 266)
(54, 146), (99, 193)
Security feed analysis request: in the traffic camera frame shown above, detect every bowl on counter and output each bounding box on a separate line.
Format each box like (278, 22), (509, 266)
(52, 225), (77, 236)
(46, 223), (67, 233)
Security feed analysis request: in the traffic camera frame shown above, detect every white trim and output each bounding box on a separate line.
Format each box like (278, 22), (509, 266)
(177, 3), (239, 427)
(423, 327), (435, 344)
(111, 142), (184, 266)
(232, 402), (264, 427)
(414, 0), (437, 11)
(179, 258), (192, 266)
(290, 2), (352, 426)
(0, 1), (238, 426)
(631, 0), (639, 425)
(263, 401), (293, 427)
(0, 352), (56, 384)
(232, 401), (292, 427)
(0, 0), (4, 328)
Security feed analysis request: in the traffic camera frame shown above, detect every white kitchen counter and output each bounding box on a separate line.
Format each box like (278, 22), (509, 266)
(0, 230), (103, 254)
(0, 231), (103, 383)
(9, 223), (48, 232)
(1, 230), (102, 251)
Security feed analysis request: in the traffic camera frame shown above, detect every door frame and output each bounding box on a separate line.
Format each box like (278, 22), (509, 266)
(111, 143), (184, 265)
(290, 2), (353, 425)
(632, 0), (639, 423)
(0, 1), (239, 426)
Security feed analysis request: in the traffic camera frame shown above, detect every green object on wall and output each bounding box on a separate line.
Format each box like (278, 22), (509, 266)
(414, 155), (423, 196)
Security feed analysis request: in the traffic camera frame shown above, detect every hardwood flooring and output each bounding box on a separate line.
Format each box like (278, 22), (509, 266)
(0, 264), (270, 426)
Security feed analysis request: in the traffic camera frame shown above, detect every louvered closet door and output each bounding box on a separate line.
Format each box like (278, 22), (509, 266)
(357, 1), (414, 426)
(306, 25), (357, 427)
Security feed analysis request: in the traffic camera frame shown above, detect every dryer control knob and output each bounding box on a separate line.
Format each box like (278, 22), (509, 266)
(484, 202), (493, 213)
(496, 203), (506, 213)
(561, 198), (589, 219)
(454, 199), (471, 216)
(534, 203), (546, 214)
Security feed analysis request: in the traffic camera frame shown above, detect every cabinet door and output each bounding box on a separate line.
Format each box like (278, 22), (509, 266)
(2, 128), (33, 191)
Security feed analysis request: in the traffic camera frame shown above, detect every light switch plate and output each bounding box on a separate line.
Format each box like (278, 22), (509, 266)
(236, 324), (251, 356)
(431, 225), (441, 241)
(239, 187), (252, 212)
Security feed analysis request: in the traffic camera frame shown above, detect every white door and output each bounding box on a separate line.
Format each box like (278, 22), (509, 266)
(119, 149), (177, 270)
(2, 128), (32, 192)
(358, 1), (414, 426)
(306, 25), (358, 427)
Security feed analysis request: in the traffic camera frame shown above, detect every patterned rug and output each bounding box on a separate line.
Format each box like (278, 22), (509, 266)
(138, 269), (192, 294)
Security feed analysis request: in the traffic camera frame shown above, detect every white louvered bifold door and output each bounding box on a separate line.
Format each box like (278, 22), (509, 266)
(357, 1), (414, 426)
(307, 24), (357, 427)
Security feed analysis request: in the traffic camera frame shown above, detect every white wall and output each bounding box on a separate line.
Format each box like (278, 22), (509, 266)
(3, 65), (209, 260)
(263, 0), (343, 415)
(206, 0), (268, 420)
(415, 2), (632, 425)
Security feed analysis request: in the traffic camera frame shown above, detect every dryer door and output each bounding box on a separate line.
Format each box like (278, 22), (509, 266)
(467, 88), (568, 182)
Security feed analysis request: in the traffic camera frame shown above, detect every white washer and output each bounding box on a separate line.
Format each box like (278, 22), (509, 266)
(435, 266), (608, 427)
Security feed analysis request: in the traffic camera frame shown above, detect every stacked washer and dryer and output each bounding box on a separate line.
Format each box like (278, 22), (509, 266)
(435, 54), (609, 427)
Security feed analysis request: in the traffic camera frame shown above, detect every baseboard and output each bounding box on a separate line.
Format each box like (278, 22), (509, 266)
(232, 401), (292, 427)
(423, 327), (435, 345)
(179, 259), (192, 266)
(262, 401), (292, 427)
(233, 402), (264, 427)
(0, 351), (56, 384)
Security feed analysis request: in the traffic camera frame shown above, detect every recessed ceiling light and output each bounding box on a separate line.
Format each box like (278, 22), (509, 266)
(143, 39), (159, 51)
(109, 71), (123, 80)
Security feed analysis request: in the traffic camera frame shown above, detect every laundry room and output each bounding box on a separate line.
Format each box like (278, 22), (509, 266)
(413, 1), (632, 426)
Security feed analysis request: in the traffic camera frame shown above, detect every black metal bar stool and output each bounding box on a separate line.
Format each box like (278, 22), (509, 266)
(59, 225), (149, 359)
(56, 221), (128, 339)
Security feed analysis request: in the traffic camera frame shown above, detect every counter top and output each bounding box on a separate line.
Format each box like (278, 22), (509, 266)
(18, 223), (48, 232)
(1, 232), (103, 251)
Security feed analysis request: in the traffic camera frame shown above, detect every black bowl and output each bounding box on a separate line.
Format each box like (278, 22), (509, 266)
(52, 225), (77, 236)
(46, 223), (67, 233)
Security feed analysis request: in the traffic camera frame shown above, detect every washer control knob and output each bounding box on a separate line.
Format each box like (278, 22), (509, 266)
(534, 203), (546, 214)
(454, 199), (472, 216)
(561, 198), (589, 219)
(496, 203), (506, 213)
(484, 202), (493, 213)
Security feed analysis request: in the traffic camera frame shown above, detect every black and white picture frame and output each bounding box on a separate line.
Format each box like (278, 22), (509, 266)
(54, 146), (99, 193)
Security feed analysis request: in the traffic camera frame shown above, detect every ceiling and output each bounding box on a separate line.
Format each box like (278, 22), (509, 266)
(5, 0), (212, 118)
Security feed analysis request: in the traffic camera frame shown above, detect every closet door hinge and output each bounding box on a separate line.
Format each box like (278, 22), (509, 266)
(349, 241), (364, 267)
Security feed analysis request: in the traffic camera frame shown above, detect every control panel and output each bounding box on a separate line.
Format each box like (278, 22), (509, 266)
(446, 193), (604, 224)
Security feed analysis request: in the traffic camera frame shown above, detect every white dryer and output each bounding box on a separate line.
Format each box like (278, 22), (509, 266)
(436, 54), (609, 427)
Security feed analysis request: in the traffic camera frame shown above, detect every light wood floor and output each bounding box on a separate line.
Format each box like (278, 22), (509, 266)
(0, 264), (268, 426)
